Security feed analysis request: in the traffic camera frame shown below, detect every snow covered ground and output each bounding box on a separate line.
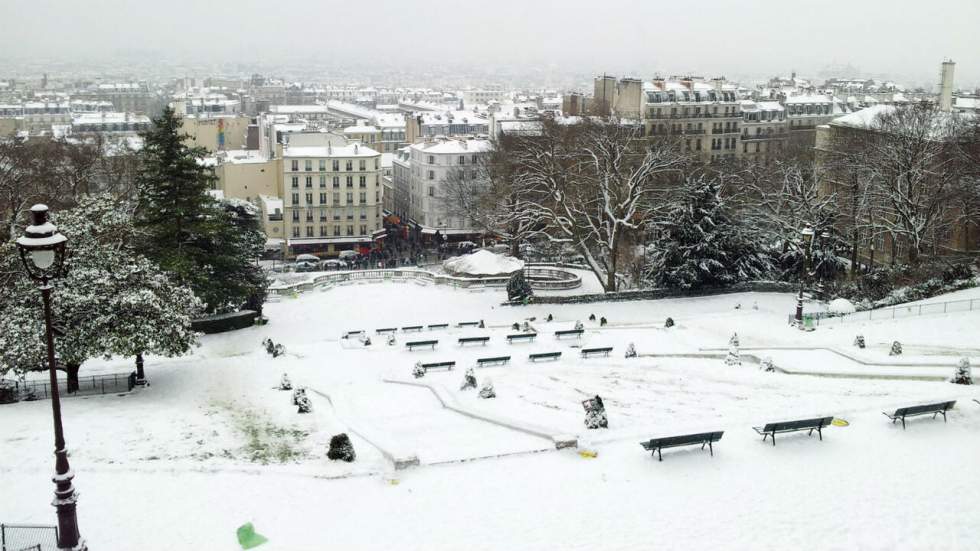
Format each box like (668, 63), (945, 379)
(2, 282), (979, 550)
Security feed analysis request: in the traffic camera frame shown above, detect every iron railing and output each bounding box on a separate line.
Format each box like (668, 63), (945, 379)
(789, 297), (980, 326)
(1, 371), (136, 402)
(1, 524), (57, 551)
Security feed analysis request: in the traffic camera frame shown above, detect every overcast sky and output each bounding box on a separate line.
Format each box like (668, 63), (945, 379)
(2, 0), (978, 87)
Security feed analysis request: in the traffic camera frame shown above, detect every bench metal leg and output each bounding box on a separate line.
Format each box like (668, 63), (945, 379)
(901, 416), (906, 430)
(657, 448), (663, 462)
(708, 441), (714, 457)
(817, 426), (822, 441)
(770, 432), (776, 446)
(942, 410), (947, 423)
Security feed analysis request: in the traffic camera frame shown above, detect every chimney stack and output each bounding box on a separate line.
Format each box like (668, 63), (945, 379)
(939, 59), (955, 112)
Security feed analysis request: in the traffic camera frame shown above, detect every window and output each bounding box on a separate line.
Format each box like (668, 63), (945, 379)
(333, 210), (340, 221)
(305, 176), (312, 188)
(346, 192), (353, 204)
(319, 208), (326, 221)
(346, 225), (354, 236)
(360, 208), (366, 220)
(305, 193), (313, 204)
(319, 175), (326, 188)
(333, 225), (340, 236)
(359, 160), (366, 171)
(319, 193), (327, 205)
(333, 176), (340, 188)
(292, 227), (300, 237)
(345, 161), (353, 171)
(428, 170), (435, 180)
(359, 192), (366, 203)
(291, 210), (299, 222)
(291, 193), (300, 204)
(359, 176), (367, 188)
(306, 226), (313, 237)
(320, 226), (327, 237)
(375, 190), (380, 202)
(374, 159), (379, 170)
(304, 160), (312, 171)
(291, 176), (299, 188)
(458, 155), (466, 165)
(346, 176), (353, 188)
(332, 160), (340, 171)
(428, 186), (435, 197)
(359, 224), (367, 235)
(291, 160), (299, 171)
(319, 159), (326, 171)
(332, 192), (340, 205)
(305, 210), (313, 222)
(346, 207), (354, 220)
(428, 155), (435, 165)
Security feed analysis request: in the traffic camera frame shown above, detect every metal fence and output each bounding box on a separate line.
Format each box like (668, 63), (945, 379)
(1, 524), (57, 551)
(789, 297), (980, 326)
(1, 371), (135, 402)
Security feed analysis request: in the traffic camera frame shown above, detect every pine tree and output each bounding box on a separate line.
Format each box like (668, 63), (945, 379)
(951, 358), (972, 385)
(135, 107), (267, 313)
(646, 176), (773, 289)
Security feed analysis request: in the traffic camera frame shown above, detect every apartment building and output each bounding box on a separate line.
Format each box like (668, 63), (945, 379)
(281, 143), (384, 257)
(71, 112), (151, 135)
(738, 100), (788, 163)
(403, 137), (491, 236)
(783, 94), (842, 149)
(644, 79), (744, 163)
(404, 111), (489, 143)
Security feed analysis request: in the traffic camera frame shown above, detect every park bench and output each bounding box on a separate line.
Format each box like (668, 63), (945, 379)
(753, 416), (834, 446)
(581, 347), (612, 358)
(402, 325), (423, 332)
(529, 352), (562, 362)
(344, 330), (364, 337)
(555, 329), (584, 339)
(507, 333), (537, 344)
(640, 431), (724, 462)
(406, 340), (438, 351)
(421, 361), (455, 372)
(974, 399), (980, 406)
(458, 336), (490, 346)
(457, 321), (482, 328)
(883, 401), (956, 430)
(477, 356), (510, 367)
(428, 323), (449, 330)
(375, 327), (397, 334)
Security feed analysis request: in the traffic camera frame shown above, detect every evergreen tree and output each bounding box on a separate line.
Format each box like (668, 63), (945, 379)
(135, 107), (266, 313)
(646, 176), (773, 289)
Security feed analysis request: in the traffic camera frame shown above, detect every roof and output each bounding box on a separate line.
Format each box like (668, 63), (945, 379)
(830, 105), (895, 129)
(344, 125), (379, 133)
(785, 95), (833, 104)
(283, 144), (380, 158)
(408, 138), (492, 155)
(270, 105), (331, 114)
(72, 112), (150, 125)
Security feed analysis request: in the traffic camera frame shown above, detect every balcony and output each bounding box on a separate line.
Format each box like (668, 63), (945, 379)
(645, 111), (742, 120)
(741, 133), (788, 141)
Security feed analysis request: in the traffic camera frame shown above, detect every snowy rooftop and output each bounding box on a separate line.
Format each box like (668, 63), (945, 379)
(408, 138), (492, 154)
(270, 105), (331, 114)
(344, 125), (379, 134)
(72, 112), (150, 125)
(283, 144), (380, 158)
(784, 94), (833, 104)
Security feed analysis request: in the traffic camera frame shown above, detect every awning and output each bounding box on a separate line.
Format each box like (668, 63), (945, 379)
(287, 237), (372, 246)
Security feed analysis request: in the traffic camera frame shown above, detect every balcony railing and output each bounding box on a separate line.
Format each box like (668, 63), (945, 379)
(645, 112), (742, 120)
(741, 133), (788, 141)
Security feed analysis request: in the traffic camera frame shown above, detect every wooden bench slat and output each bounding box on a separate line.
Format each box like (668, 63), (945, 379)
(753, 416), (834, 446)
(883, 401), (955, 430)
(477, 356), (511, 366)
(529, 352), (562, 361)
(581, 347), (612, 357)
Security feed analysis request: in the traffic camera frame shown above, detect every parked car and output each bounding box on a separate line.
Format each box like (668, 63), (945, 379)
(321, 259), (346, 270)
(295, 254), (320, 263)
(338, 250), (358, 260)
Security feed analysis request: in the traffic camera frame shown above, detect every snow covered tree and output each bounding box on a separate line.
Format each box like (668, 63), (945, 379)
(479, 379), (496, 399)
(460, 367), (477, 391)
(951, 358), (972, 385)
(725, 336), (741, 366)
(854, 335), (866, 349)
(760, 357), (776, 372)
(279, 373), (292, 391)
(645, 175), (773, 289)
(889, 341), (903, 356)
(412, 362), (426, 379)
(0, 195), (202, 390)
(583, 395), (608, 429)
(625, 343), (637, 358)
(135, 107), (267, 314)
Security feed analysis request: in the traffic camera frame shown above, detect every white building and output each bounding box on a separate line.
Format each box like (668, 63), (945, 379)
(403, 137), (492, 236)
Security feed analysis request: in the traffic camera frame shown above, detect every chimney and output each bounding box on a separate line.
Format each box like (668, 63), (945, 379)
(939, 59), (955, 112)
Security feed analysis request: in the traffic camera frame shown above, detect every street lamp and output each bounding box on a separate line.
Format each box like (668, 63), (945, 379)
(15, 204), (85, 551)
(795, 224), (815, 327)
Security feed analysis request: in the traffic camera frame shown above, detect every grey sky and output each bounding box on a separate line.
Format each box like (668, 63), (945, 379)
(1, 0), (978, 87)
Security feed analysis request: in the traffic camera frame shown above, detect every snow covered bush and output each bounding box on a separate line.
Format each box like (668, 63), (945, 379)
(600, 317), (607, 326)
(460, 367), (477, 391)
(729, 333), (740, 347)
(725, 335), (741, 366)
(326, 433), (356, 462)
(951, 358), (972, 385)
(664, 317), (675, 328)
(478, 379), (496, 399)
(292, 387), (306, 406)
(889, 341), (903, 356)
(644, 176), (774, 290)
(758, 355), (772, 371)
(386, 333), (396, 346)
(506, 270), (533, 304)
(546, 314), (553, 322)
(625, 343), (637, 358)
(588, 314), (596, 321)
(412, 362), (426, 379)
(296, 395), (312, 414)
(582, 396), (608, 429)
(574, 320), (584, 331)
(828, 298), (856, 315)
(271, 344), (286, 358)
(854, 335), (866, 349)
(279, 373), (292, 391)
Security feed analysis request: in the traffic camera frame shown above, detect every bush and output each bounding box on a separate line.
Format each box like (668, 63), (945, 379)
(951, 358), (972, 385)
(192, 310), (258, 334)
(327, 433), (356, 462)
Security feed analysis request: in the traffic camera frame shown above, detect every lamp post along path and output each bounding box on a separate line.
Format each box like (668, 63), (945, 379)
(795, 224), (815, 327)
(16, 204), (86, 551)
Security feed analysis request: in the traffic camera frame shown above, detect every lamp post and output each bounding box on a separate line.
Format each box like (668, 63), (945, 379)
(795, 224), (815, 327)
(15, 204), (85, 551)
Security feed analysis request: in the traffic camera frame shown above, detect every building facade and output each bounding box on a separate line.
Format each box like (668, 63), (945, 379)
(738, 100), (788, 163)
(281, 143), (384, 257)
(404, 137), (491, 234)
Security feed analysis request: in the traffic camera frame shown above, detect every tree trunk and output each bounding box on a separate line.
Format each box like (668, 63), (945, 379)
(135, 352), (145, 381)
(606, 234), (620, 292)
(908, 245), (919, 266)
(65, 362), (81, 394)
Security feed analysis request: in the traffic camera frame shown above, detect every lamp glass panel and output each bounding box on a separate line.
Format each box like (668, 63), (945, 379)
(31, 249), (55, 269)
